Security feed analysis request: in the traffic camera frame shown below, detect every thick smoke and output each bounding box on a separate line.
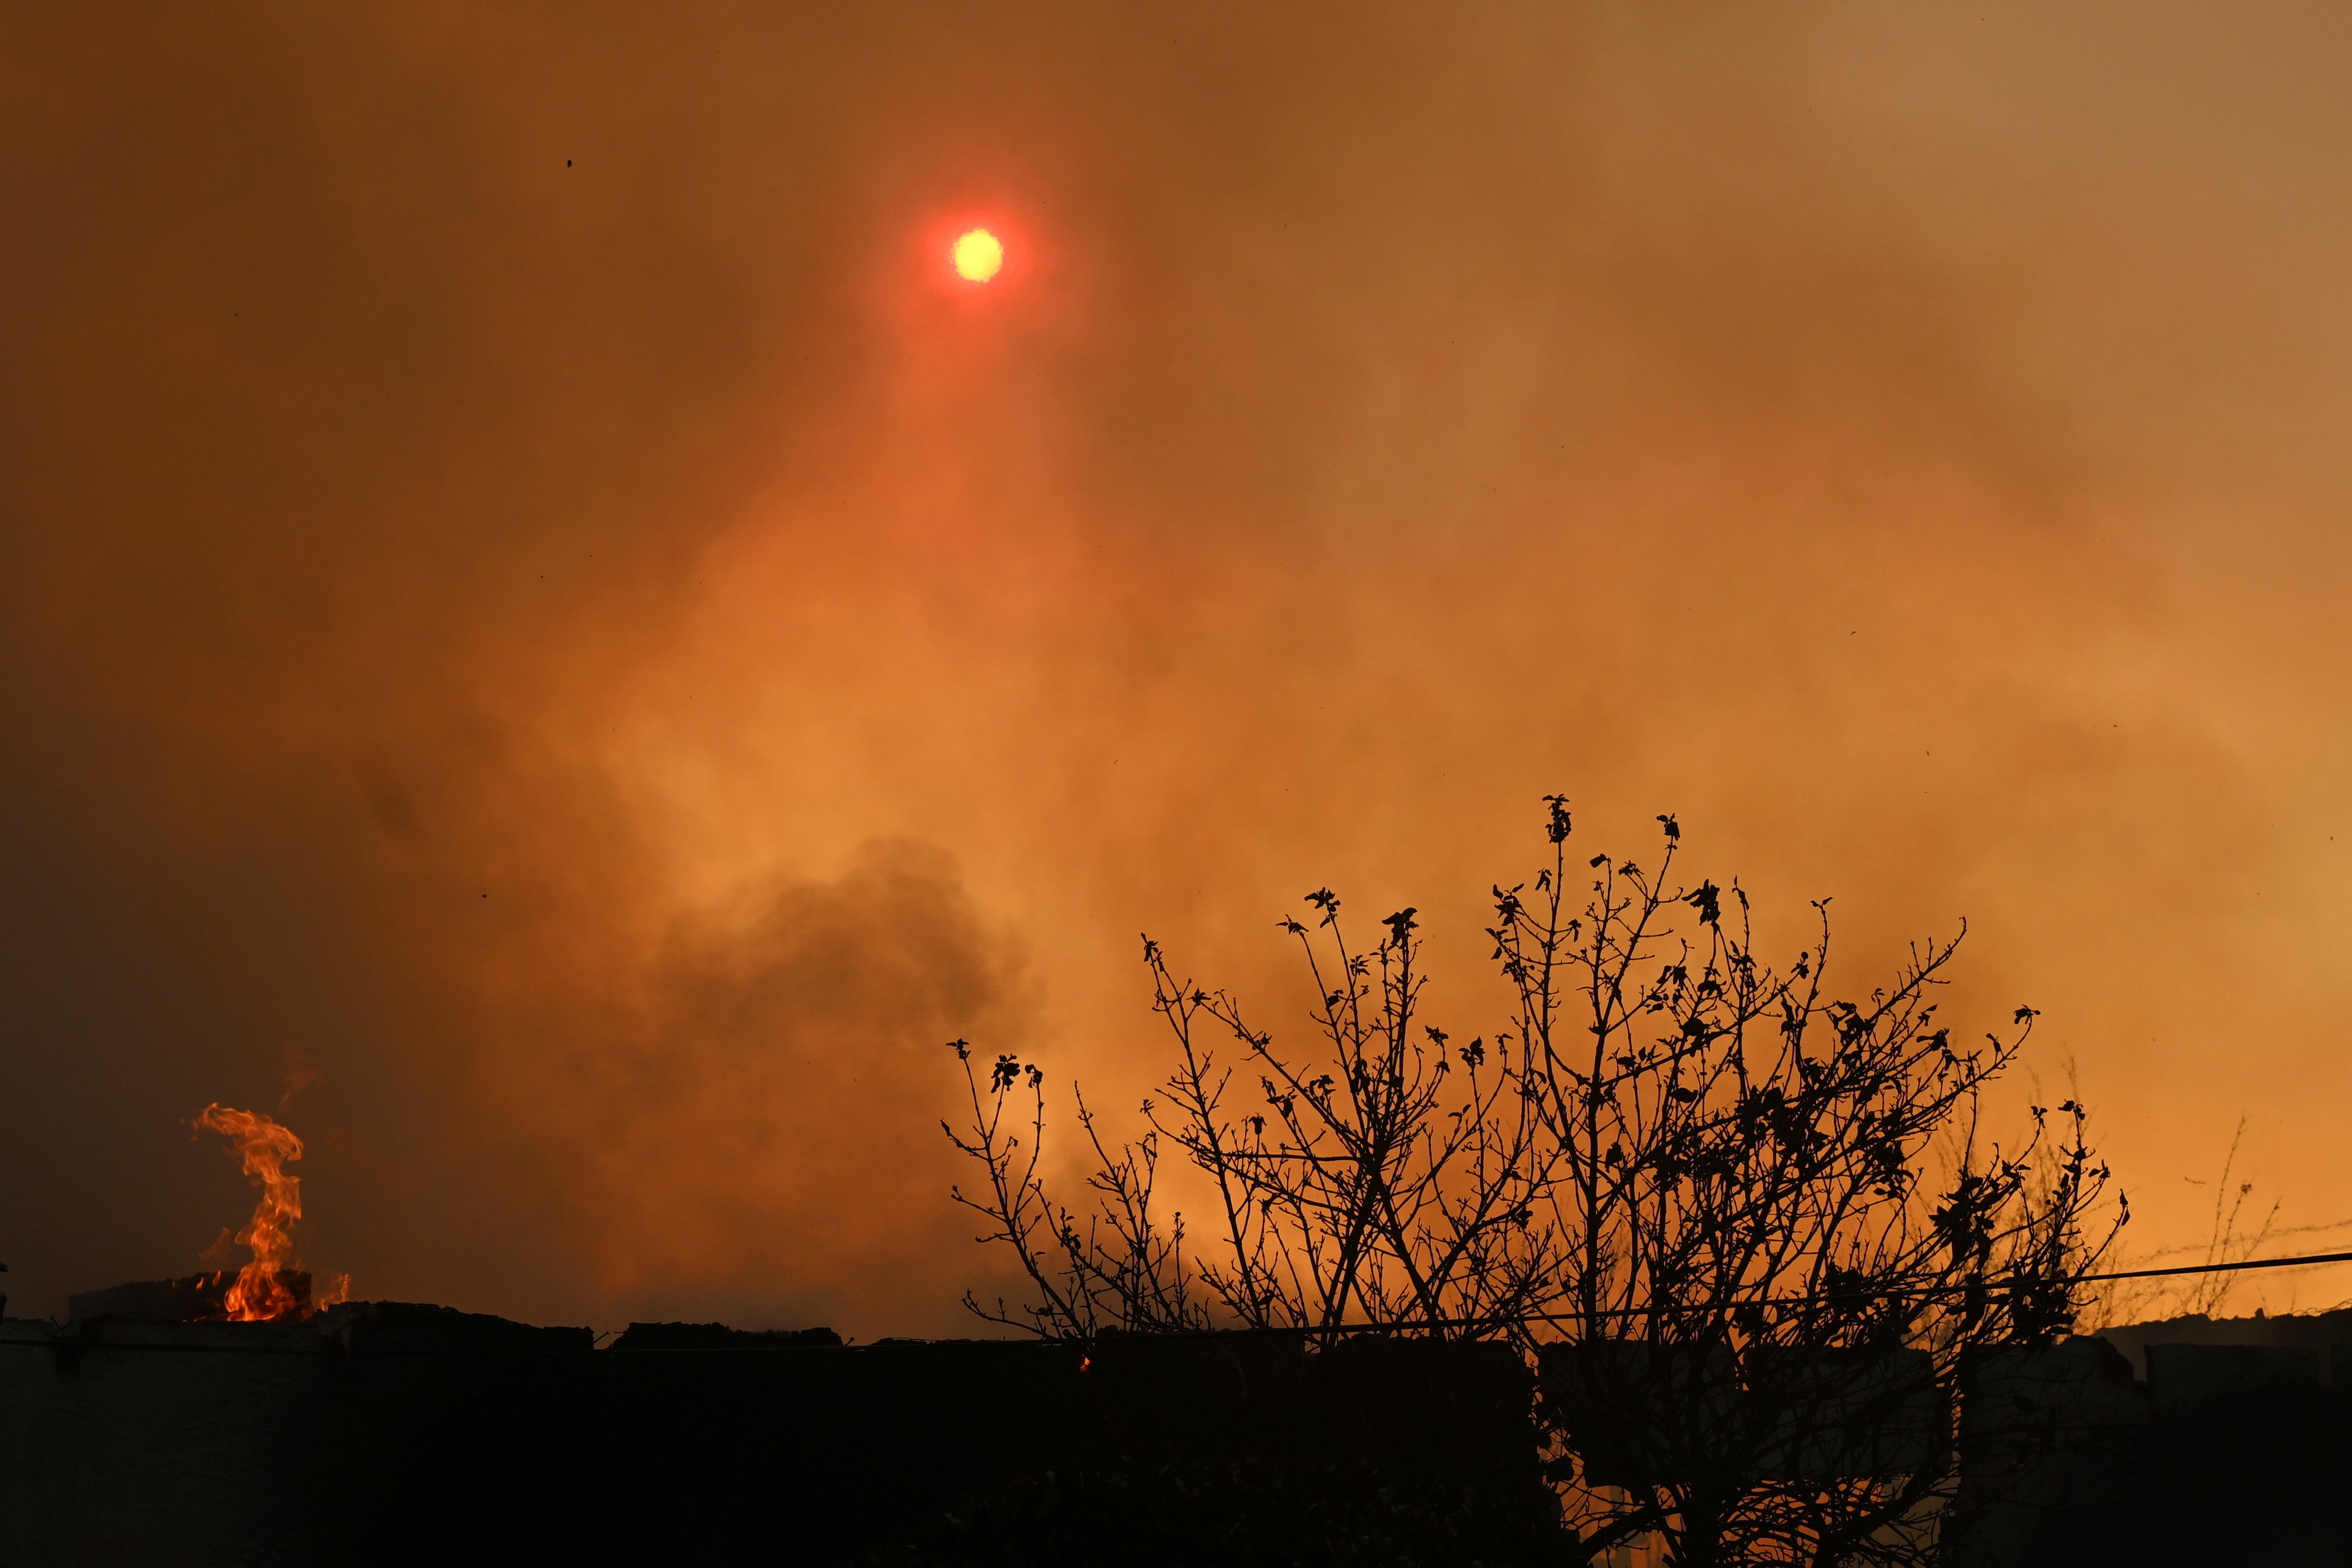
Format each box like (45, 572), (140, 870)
(5, 2), (2350, 1327)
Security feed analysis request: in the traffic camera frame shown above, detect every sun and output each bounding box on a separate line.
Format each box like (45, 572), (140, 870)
(951, 228), (1004, 283)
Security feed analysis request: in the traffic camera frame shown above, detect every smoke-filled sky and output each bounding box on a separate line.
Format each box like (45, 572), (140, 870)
(6, 2), (2351, 1332)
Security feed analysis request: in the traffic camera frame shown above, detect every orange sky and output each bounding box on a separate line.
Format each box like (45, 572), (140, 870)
(5, 2), (2351, 1332)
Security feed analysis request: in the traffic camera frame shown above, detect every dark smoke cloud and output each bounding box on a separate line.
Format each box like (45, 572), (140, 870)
(5, 2), (2350, 1327)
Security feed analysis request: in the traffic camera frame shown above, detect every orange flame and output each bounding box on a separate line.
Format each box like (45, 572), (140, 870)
(194, 1103), (312, 1321)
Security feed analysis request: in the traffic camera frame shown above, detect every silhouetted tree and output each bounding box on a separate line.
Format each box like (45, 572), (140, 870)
(2090, 1115), (2276, 1326)
(946, 1046), (1209, 1334)
(947, 799), (2126, 1567)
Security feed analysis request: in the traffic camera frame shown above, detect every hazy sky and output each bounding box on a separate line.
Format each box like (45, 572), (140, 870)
(6, 2), (2351, 1331)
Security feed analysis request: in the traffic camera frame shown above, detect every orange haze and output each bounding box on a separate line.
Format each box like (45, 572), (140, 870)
(5, 3), (2352, 1332)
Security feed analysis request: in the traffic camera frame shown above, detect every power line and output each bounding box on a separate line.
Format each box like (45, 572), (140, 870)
(1087, 1246), (2352, 1339)
(10, 1246), (2352, 1350)
(2075, 1247), (2352, 1285)
(2117, 1214), (2352, 1262)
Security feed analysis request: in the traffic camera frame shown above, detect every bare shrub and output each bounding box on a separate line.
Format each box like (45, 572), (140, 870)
(945, 799), (2126, 1566)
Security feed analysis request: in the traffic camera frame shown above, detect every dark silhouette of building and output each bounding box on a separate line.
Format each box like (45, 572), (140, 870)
(0, 1296), (1549, 1566)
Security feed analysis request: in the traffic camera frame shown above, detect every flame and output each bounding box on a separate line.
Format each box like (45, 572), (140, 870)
(193, 1103), (313, 1321)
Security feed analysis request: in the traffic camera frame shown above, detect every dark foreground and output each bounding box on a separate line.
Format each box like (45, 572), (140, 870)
(0, 1306), (1552, 1567)
(6, 1303), (2352, 1566)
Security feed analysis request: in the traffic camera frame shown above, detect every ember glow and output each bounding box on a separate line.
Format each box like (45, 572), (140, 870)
(194, 1104), (322, 1321)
